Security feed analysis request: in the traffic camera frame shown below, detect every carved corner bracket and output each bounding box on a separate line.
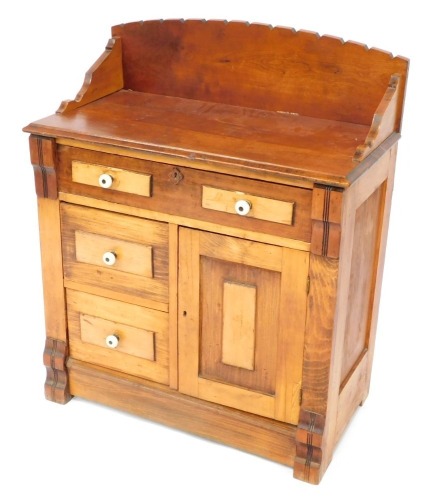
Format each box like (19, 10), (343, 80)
(354, 74), (401, 163)
(294, 409), (326, 484)
(29, 135), (58, 199)
(43, 338), (72, 404)
(310, 185), (342, 259)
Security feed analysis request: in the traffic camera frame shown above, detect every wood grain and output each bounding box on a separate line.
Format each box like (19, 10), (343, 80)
(80, 313), (155, 361)
(37, 198), (67, 341)
(59, 191), (311, 251)
(63, 279), (169, 312)
(29, 135), (58, 199)
(68, 358), (296, 466)
(60, 203), (168, 303)
(57, 145), (313, 241)
(72, 161), (151, 197)
(341, 185), (383, 382)
(199, 231), (283, 272)
(360, 145), (397, 402)
(43, 338), (71, 404)
(300, 144), (396, 484)
(179, 228), (307, 424)
(67, 289), (169, 384)
(354, 75), (402, 161)
(57, 37), (123, 113)
(75, 230), (153, 277)
(57, 137), (313, 189)
(24, 19), (408, 484)
(221, 281), (256, 370)
(310, 186), (343, 259)
(199, 256), (279, 396)
(294, 410), (325, 484)
(26, 91), (369, 187)
(112, 20), (408, 127)
(202, 185), (294, 225)
(301, 255), (339, 414)
(275, 248), (309, 424)
(336, 352), (368, 442)
(168, 223), (179, 389)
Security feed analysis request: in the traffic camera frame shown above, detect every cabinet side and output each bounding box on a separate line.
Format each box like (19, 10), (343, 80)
(295, 142), (397, 483)
(335, 144), (397, 441)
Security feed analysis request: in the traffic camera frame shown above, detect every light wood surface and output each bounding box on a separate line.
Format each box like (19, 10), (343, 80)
(168, 223), (179, 389)
(63, 279), (169, 312)
(72, 160), (151, 197)
(178, 228), (308, 424)
(202, 185), (294, 225)
(59, 192), (311, 251)
(57, 137), (314, 189)
(61, 203), (169, 303)
(68, 358), (296, 466)
(221, 281), (256, 371)
(37, 198), (67, 341)
(80, 313), (155, 360)
(67, 289), (169, 384)
(75, 230), (153, 278)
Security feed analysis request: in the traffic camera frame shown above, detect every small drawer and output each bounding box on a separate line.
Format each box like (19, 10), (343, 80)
(202, 186), (294, 225)
(67, 289), (169, 384)
(72, 161), (151, 197)
(61, 203), (169, 304)
(75, 231), (153, 278)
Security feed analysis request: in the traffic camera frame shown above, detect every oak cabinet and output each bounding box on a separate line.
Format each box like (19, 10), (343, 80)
(23, 20), (409, 484)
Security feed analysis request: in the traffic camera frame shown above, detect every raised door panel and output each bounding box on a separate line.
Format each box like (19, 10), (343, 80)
(178, 228), (309, 424)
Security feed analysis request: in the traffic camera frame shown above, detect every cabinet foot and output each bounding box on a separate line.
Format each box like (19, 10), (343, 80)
(293, 410), (326, 484)
(43, 338), (72, 404)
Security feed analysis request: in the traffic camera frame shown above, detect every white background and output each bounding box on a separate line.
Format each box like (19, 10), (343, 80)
(1, 1), (435, 498)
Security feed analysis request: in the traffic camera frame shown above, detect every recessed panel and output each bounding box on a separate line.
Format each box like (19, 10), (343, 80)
(221, 281), (256, 370)
(199, 256), (280, 395)
(80, 313), (155, 360)
(72, 161), (151, 197)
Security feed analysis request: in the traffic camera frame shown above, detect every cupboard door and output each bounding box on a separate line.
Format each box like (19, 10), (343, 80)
(178, 228), (309, 424)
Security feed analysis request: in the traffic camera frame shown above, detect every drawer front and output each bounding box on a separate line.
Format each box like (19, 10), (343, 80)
(75, 231), (153, 277)
(61, 203), (168, 304)
(72, 161), (151, 197)
(67, 289), (169, 384)
(202, 186), (294, 225)
(58, 145), (312, 241)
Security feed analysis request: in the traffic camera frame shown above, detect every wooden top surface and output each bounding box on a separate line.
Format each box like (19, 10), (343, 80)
(24, 90), (371, 187)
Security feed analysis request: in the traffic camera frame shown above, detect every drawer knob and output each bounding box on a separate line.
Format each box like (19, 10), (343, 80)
(235, 199), (252, 216)
(98, 173), (113, 188)
(105, 334), (119, 349)
(102, 251), (117, 266)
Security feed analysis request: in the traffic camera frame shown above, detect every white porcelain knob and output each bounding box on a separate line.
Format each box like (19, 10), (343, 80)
(102, 251), (117, 266)
(105, 334), (119, 349)
(98, 173), (113, 188)
(235, 199), (252, 216)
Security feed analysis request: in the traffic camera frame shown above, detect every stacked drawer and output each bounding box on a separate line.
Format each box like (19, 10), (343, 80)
(60, 165), (170, 385)
(59, 144), (312, 389)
